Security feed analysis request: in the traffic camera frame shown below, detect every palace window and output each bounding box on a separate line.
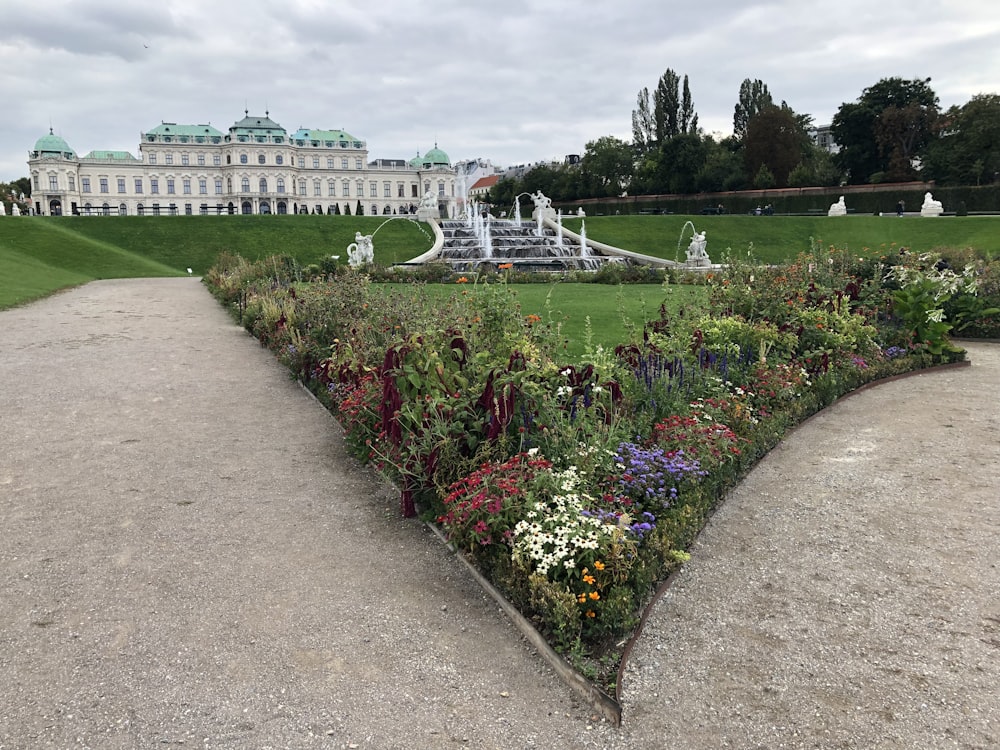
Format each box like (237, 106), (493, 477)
(369, 182), (377, 197)
(258, 154), (266, 165)
(82, 177), (91, 193)
(148, 154), (157, 165)
(241, 177), (250, 192)
(342, 180), (350, 196)
(355, 158), (362, 170)
(99, 178), (109, 193)
(313, 157), (320, 169)
(240, 154), (248, 164)
(341, 158), (348, 169)
(277, 178), (285, 194)
(298, 179), (306, 195)
(167, 179), (175, 194)
(49, 175), (58, 191)
(383, 182), (391, 198)
(134, 178), (143, 193)
(165, 154), (173, 165)
(313, 179), (321, 196)
(328, 179), (335, 196)
(259, 178), (268, 193)
(117, 178), (126, 193)
(181, 154), (189, 166)
(68, 175), (76, 191)
(214, 155), (221, 166)
(199, 179), (207, 194)
(327, 157), (334, 169)
(215, 179), (223, 195)
(198, 154), (205, 166)
(183, 179), (191, 194)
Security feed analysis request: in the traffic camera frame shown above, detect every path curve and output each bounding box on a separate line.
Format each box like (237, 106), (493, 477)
(1, 278), (997, 749)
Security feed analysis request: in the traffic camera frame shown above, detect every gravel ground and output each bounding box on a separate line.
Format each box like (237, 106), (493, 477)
(1, 278), (997, 750)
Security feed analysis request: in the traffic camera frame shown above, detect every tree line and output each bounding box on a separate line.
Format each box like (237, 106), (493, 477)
(490, 71), (1000, 206)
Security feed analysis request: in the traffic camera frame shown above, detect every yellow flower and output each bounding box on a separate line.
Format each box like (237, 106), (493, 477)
(593, 561), (605, 571)
(577, 594), (587, 604)
(456, 276), (469, 283)
(583, 574), (596, 585)
(589, 591), (600, 601)
(585, 610), (596, 618)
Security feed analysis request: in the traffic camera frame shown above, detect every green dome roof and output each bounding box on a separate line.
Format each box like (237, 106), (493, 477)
(423, 145), (450, 165)
(409, 144), (450, 168)
(34, 128), (75, 157)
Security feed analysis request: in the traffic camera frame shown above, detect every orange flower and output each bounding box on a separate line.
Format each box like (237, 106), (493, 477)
(456, 276), (469, 283)
(498, 263), (513, 270)
(525, 314), (541, 325)
(583, 574), (596, 585)
(593, 561), (605, 571)
(577, 594), (587, 604)
(585, 610), (596, 618)
(589, 591), (600, 601)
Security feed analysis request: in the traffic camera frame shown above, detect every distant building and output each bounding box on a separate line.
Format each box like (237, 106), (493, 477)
(809, 125), (840, 154)
(468, 175), (500, 201)
(28, 111), (458, 217)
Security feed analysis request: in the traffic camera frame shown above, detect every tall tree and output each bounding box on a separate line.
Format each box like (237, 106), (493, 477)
(632, 69), (700, 157)
(654, 69), (681, 142)
(733, 78), (773, 143)
(831, 76), (938, 183)
(631, 87), (655, 158)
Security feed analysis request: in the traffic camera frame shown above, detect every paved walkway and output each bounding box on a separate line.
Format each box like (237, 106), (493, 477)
(1, 278), (997, 749)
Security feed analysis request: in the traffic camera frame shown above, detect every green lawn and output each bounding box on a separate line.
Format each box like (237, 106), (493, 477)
(386, 282), (705, 358)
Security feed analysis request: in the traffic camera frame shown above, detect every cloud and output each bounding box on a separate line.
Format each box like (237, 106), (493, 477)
(5, 0), (1000, 180)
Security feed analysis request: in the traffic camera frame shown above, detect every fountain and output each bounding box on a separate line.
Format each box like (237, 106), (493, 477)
(401, 191), (678, 274)
(677, 221), (711, 267)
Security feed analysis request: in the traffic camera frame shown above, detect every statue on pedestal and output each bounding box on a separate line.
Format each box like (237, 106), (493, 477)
(828, 196), (847, 216)
(685, 230), (710, 266)
(921, 192), (944, 217)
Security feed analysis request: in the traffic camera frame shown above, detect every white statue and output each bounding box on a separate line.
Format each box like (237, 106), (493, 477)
(0, 202), (6, 216)
(828, 195), (847, 216)
(420, 191), (438, 210)
(686, 230), (710, 266)
(12, 204), (21, 216)
(576, 207), (586, 217)
(346, 231), (374, 268)
(530, 191), (552, 212)
(921, 191), (943, 217)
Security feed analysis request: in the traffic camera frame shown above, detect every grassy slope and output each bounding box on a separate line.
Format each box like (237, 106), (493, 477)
(0, 220), (181, 308)
(57, 215), (436, 274)
(561, 214), (1000, 264)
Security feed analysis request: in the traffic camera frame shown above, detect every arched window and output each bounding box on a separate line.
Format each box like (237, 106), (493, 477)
(259, 177), (267, 193)
(277, 177), (285, 194)
(137, 204), (145, 216)
(241, 177), (250, 192)
(102, 203), (111, 216)
(119, 203), (128, 216)
(241, 201), (252, 214)
(277, 201), (287, 215)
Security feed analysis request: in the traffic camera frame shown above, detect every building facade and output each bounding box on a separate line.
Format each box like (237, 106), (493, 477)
(28, 111), (458, 218)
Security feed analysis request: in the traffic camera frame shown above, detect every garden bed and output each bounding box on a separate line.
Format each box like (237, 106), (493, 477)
(202, 243), (993, 723)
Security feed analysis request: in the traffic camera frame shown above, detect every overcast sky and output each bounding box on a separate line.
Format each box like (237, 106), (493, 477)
(4, 0), (999, 182)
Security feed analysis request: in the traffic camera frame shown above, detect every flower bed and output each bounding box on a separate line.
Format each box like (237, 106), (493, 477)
(202, 244), (983, 705)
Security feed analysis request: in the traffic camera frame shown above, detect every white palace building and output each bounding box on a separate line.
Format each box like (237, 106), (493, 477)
(27, 111), (459, 218)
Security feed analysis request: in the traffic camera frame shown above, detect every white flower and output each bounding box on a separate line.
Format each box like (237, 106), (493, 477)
(926, 308), (945, 323)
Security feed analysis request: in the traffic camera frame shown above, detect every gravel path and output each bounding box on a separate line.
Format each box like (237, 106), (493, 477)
(1, 278), (997, 749)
